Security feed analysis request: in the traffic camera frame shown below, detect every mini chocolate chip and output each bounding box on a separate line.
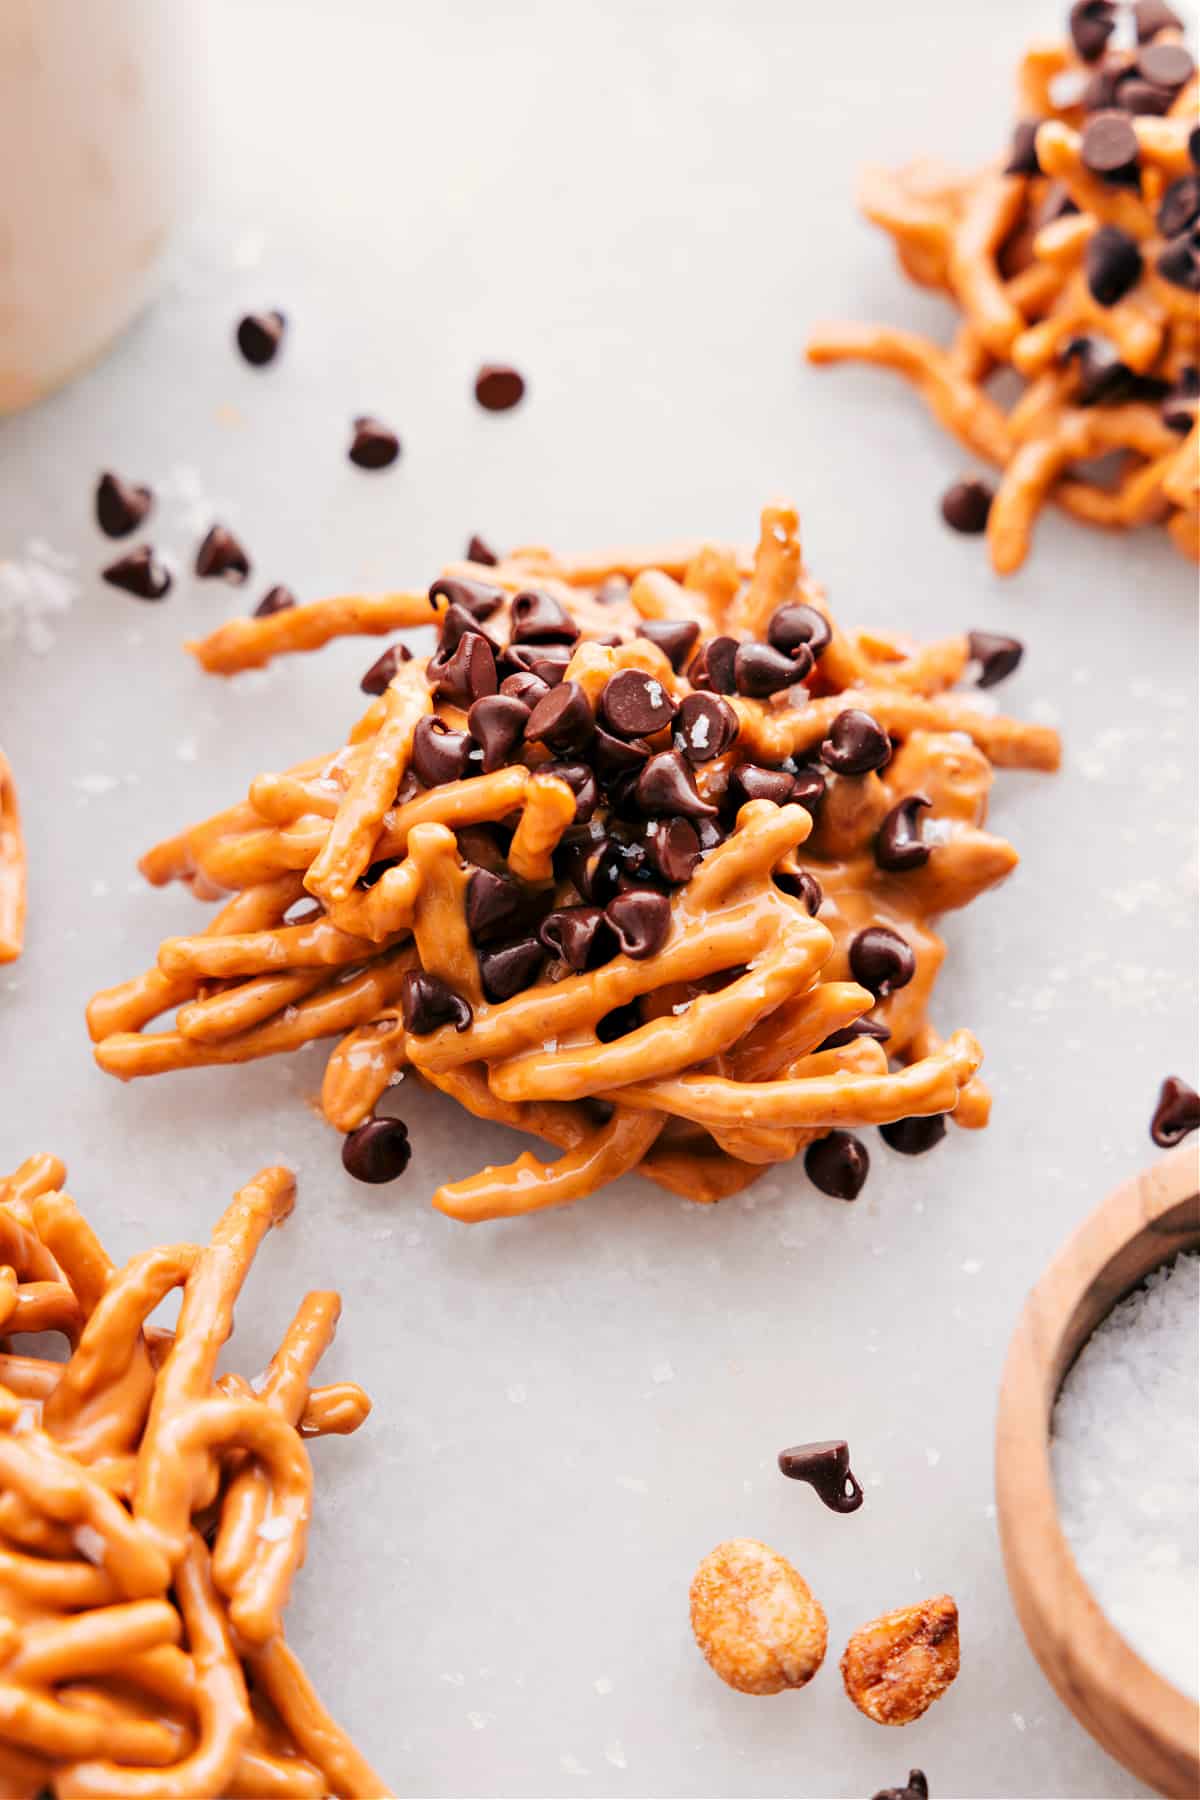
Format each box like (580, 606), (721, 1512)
(500, 670), (552, 707)
(1150, 1075), (1200, 1146)
(466, 868), (524, 943)
(539, 905), (616, 972)
(790, 763), (827, 816)
(101, 546), (172, 601)
(766, 603), (832, 660)
(359, 643), (411, 695)
(1080, 110), (1141, 180)
(466, 534), (499, 566)
(524, 680), (594, 753)
(467, 694), (529, 771)
(1062, 334), (1142, 406)
(600, 668), (679, 738)
(734, 639), (812, 697)
(872, 1771), (928, 1800)
(195, 524), (251, 583)
(479, 935), (544, 1001)
(542, 761), (599, 821)
(674, 692), (739, 764)
(1138, 40), (1194, 89)
(595, 1000), (642, 1042)
(592, 725), (652, 778)
(774, 867), (823, 914)
(849, 926), (916, 998)
(637, 618), (701, 671)
(411, 717), (472, 787)
(645, 817), (702, 885)
(819, 709), (891, 776)
(605, 888), (671, 958)
(880, 1113), (948, 1155)
(777, 1439), (864, 1513)
(688, 635), (738, 694)
(1005, 119), (1044, 175)
(95, 471), (152, 538)
(1086, 225), (1144, 305)
(1068, 0), (1117, 61)
(340, 1116), (411, 1183)
(254, 584), (296, 618)
(940, 478), (993, 534)
(400, 970), (472, 1034)
(804, 1131), (869, 1200)
(509, 589), (579, 644)
(1157, 224), (1200, 291)
(1163, 367), (1200, 432)
(732, 764), (797, 807)
(429, 631), (497, 706)
(1134, 0), (1183, 38)
(635, 750), (718, 819)
(876, 794), (932, 872)
(816, 1017), (891, 1052)
(235, 310), (286, 366)
(474, 364), (526, 411)
(349, 416), (401, 469)
(430, 576), (505, 621)
(1158, 175), (1200, 239)
(967, 629), (1024, 688)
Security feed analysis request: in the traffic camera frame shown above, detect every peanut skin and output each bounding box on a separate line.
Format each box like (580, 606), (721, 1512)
(690, 1537), (828, 1696)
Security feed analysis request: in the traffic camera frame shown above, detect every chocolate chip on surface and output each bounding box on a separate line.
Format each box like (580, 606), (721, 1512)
(966, 629), (1024, 688)
(871, 1772), (929, 1800)
(1068, 0), (1117, 61)
(732, 765), (797, 807)
(429, 576), (505, 620)
(1137, 40), (1194, 89)
(524, 680), (595, 754)
(1061, 334), (1142, 406)
(101, 546), (171, 600)
(790, 763), (827, 816)
(876, 794), (932, 872)
(819, 709), (891, 776)
(436, 600), (494, 656)
(359, 643), (411, 695)
(734, 639), (812, 697)
(235, 309), (286, 366)
(600, 669), (678, 738)
(467, 694), (529, 771)
(689, 634), (738, 694)
(479, 935), (544, 1001)
(195, 525), (251, 583)
(400, 970), (472, 1034)
(348, 416), (401, 469)
(849, 926), (916, 998)
(605, 888), (671, 959)
(466, 534), (499, 566)
(637, 618), (700, 671)
(539, 905), (616, 972)
(1085, 225), (1144, 305)
(541, 760), (599, 821)
(804, 1131), (869, 1200)
(1158, 175), (1200, 240)
(644, 816), (702, 885)
(430, 631), (497, 706)
(466, 868), (524, 943)
(509, 589), (579, 644)
(1134, 0), (1183, 38)
(880, 1114), (949, 1155)
(774, 867), (823, 914)
(411, 717), (473, 786)
(777, 1439), (864, 1514)
(1080, 110), (1141, 179)
(474, 364), (526, 411)
(816, 1017), (890, 1052)
(1190, 124), (1200, 168)
(674, 693), (739, 764)
(500, 670), (552, 707)
(940, 478), (993, 534)
(593, 725), (652, 778)
(95, 471), (152, 538)
(635, 750), (718, 818)
(1150, 1075), (1200, 1146)
(340, 1116), (411, 1183)
(1157, 224), (1200, 292)
(1005, 119), (1044, 175)
(254, 584), (297, 618)
(766, 602), (832, 660)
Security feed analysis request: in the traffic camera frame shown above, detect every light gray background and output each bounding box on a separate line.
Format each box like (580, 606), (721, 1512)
(1, 2), (1196, 1795)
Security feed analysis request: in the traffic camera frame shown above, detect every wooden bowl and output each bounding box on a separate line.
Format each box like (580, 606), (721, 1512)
(996, 1145), (1200, 1799)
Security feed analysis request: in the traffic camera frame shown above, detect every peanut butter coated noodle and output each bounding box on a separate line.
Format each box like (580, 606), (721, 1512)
(89, 504), (1059, 1221)
(0, 1152), (388, 1799)
(808, 5), (1200, 572)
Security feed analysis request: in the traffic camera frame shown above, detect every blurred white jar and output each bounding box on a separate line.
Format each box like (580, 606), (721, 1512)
(0, 1), (197, 414)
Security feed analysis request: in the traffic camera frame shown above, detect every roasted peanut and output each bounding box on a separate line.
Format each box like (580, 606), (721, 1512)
(689, 1537), (828, 1696)
(841, 1594), (959, 1725)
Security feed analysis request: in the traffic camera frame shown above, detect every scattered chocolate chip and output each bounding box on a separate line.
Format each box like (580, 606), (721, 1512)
(411, 717), (473, 787)
(359, 643), (411, 695)
(254, 584), (296, 618)
(1150, 1075), (1200, 1146)
(340, 1116), (411, 1183)
(524, 680), (594, 754)
(400, 970), (472, 1034)
(689, 635), (738, 694)
(539, 905), (616, 972)
(349, 416), (401, 470)
(637, 618), (700, 671)
(474, 364), (526, 411)
(235, 309), (286, 366)
(95, 471), (152, 538)
(967, 629), (1024, 689)
(849, 926), (916, 999)
(816, 1017), (891, 1052)
(880, 1113), (949, 1155)
(509, 589), (579, 644)
(1068, 0), (1117, 61)
(940, 478), (993, 534)
(592, 725), (652, 778)
(500, 670), (552, 707)
(525, 644), (573, 685)
(595, 1000), (642, 1042)
(1191, 124), (1200, 168)
(605, 888), (671, 959)
(1163, 367), (1200, 432)
(876, 794), (932, 873)
(1157, 224), (1200, 291)
(479, 935), (544, 1001)
(600, 668), (678, 738)
(430, 576), (505, 620)
(466, 868), (524, 943)
(674, 692), (739, 764)
(1116, 74), (1177, 114)
(1135, 0), (1183, 39)
(644, 816), (702, 885)
(732, 764), (797, 807)
(777, 1439), (864, 1513)
(774, 867), (823, 915)
(429, 631), (497, 706)
(872, 1770), (928, 1800)
(466, 534), (499, 566)
(636, 750), (718, 819)
(195, 524), (251, 583)
(790, 763), (827, 816)
(1138, 40), (1194, 89)
(1080, 110), (1141, 182)
(1061, 334), (1146, 406)
(767, 603), (832, 661)
(734, 639), (812, 697)
(101, 545), (171, 601)
(437, 602), (497, 657)
(1159, 175), (1200, 240)
(467, 694), (529, 771)
(804, 1131), (869, 1200)
(542, 760), (599, 821)
(820, 709), (891, 776)
(1005, 119), (1044, 175)
(1086, 225), (1144, 305)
